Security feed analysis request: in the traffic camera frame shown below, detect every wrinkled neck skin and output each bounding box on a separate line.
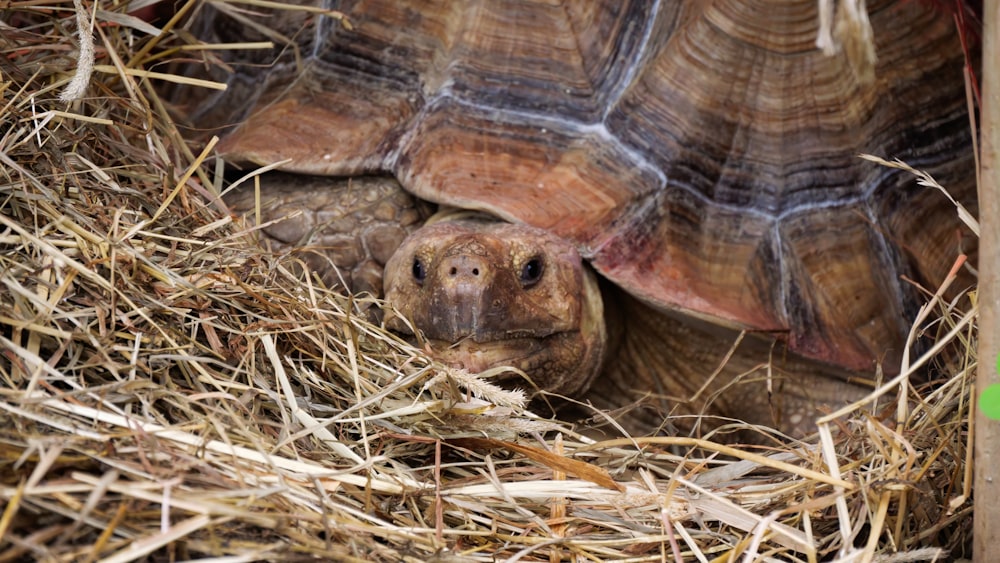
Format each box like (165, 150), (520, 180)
(585, 285), (870, 439)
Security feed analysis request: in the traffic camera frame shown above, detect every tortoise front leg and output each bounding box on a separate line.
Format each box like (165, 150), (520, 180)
(224, 174), (431, 296)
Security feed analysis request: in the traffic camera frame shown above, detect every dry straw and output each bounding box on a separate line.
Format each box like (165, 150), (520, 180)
(0, 2), (975, 561)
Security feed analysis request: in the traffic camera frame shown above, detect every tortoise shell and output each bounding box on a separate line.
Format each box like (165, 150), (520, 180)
(185, 0), (977, 372)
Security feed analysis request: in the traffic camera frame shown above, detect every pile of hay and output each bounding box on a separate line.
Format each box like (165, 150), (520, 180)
(0, 2), (975, 561)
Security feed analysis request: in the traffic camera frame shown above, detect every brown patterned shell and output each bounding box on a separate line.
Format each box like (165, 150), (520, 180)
(187, 1), (976, 372)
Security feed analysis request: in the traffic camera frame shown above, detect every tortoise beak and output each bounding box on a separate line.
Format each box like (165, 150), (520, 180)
(427, 251), (499, 342)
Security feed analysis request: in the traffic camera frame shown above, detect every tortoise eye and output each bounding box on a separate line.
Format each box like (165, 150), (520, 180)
(520, 257), (543, 287)
(412, 257), (426, 285)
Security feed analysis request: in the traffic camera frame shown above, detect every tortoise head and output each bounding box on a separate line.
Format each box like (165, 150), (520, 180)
(383, 219), (606, 397)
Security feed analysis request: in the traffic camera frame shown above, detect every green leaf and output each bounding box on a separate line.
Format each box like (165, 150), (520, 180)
(980, 384), (1000, 421)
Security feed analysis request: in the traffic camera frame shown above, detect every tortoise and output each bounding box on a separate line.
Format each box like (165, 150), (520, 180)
(177, 0), (977, 435)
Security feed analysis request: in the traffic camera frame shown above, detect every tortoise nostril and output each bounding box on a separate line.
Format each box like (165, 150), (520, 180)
(449, 266), (479, 276)
(442, 253), (488, 280)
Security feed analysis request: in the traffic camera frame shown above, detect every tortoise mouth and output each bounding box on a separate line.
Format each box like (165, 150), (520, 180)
(413, 333), (568, 376)
(390, 328), (587, 392)
(436, 337), (540, 378)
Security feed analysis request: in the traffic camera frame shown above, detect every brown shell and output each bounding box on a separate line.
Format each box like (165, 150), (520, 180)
(185, 0), (977, 372)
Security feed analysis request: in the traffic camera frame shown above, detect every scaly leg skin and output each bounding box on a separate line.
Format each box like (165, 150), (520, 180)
(224, 174), (430, 296)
